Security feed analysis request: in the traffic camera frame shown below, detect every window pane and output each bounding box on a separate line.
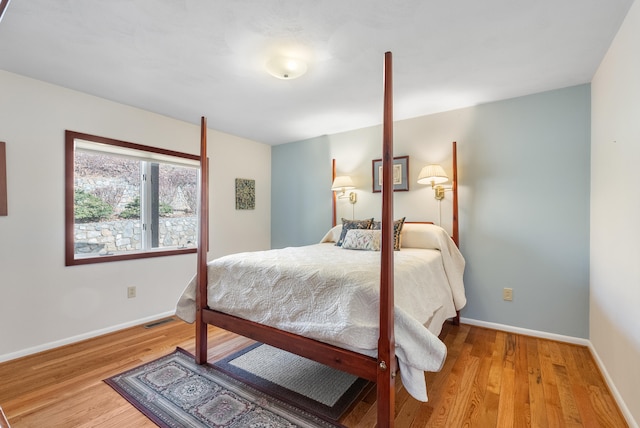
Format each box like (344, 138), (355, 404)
(155, 163), (198, 249)
(74, 150), (142, 256)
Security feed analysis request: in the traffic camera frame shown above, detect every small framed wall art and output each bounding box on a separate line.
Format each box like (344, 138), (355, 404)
(235, 178), (255, 210)
(372, 155), (409, 193)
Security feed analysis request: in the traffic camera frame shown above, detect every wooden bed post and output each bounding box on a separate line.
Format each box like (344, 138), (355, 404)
(378, 51), (396, 428)
(332, 158), (337, 228)
(193, 54), (458, 425)
(195, 116), (209, 364)
(452, 141), (459, 247)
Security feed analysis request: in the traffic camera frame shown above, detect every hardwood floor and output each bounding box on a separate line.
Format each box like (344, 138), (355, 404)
(0, 318), (628, 427)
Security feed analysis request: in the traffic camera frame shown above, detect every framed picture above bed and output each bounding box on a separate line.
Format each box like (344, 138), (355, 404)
(372, 155), (409, 193)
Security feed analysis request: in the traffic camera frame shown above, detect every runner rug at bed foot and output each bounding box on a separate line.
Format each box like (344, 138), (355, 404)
(213, 342), (373, 422)
(104, 347), (369, 428)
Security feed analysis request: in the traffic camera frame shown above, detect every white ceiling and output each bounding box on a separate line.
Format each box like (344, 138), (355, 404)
(0, 1), (634, 145)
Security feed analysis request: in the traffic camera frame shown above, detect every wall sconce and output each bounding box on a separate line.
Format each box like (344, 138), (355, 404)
(331, 176), (357, 204)
(417, 164), (449, 200)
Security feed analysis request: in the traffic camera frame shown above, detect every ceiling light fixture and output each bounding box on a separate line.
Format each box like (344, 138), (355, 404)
(265, 56), (308, 80)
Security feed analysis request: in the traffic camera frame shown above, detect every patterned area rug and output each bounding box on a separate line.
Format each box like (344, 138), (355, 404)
(105, 348), (343, 427)
(214, 343), (373, 421)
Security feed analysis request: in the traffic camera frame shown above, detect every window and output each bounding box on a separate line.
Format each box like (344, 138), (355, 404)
(65, 131), (200, 266)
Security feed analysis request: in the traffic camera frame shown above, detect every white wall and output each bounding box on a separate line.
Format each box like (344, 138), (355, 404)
(0, 70), (271, 361)
(591, 0), (640, 425)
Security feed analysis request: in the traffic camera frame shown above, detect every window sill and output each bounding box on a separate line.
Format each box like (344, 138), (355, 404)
(66, 247), (197, 266)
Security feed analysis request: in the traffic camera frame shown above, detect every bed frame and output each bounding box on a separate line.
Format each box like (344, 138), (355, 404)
(194, 52), (459, 427)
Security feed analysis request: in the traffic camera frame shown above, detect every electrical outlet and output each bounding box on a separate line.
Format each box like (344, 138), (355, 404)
(127, 286), (136, 299)
(503, 288), (513, 301)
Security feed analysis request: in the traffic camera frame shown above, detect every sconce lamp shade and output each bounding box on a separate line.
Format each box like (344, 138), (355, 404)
(331, 176), (355, 191)
(417, 164), (448, 187)
(265, 56), (308, 79)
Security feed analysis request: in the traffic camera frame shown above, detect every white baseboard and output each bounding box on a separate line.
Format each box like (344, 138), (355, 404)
(0, 311), (176, 363)
(587, 341), (639, 428)
(460, 317), (590, 346)
(461, 317), (638, 428)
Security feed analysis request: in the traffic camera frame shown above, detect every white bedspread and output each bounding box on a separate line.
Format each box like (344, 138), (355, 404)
(176, 223), (465, 401)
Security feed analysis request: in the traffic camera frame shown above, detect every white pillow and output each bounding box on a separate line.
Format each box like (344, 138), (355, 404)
(320, 224), (343, 243)
(400, 223), (444, 249)
(341, 229), (381, 251)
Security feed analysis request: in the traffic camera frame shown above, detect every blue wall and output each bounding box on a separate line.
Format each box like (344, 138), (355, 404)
(272, 84), (591, 338)
(271, 136), (333, 249)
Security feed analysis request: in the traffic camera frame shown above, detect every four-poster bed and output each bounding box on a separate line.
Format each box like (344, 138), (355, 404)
(178, 52), (464, 427)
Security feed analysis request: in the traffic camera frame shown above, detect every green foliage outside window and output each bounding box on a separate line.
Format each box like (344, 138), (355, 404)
(119, 197), (141, 219)
(160, 203), (173, 216)
(74, 189), (113, 222)
(119, 197), (173, 219)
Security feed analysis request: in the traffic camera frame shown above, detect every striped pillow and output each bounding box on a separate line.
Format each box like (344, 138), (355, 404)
(370, 217), (406, 250)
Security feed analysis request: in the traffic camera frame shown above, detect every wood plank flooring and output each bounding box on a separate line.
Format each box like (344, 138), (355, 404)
(0, 318), (628, 427)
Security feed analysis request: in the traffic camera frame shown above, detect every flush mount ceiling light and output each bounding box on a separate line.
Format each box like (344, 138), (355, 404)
(265, 56), (308, 80)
